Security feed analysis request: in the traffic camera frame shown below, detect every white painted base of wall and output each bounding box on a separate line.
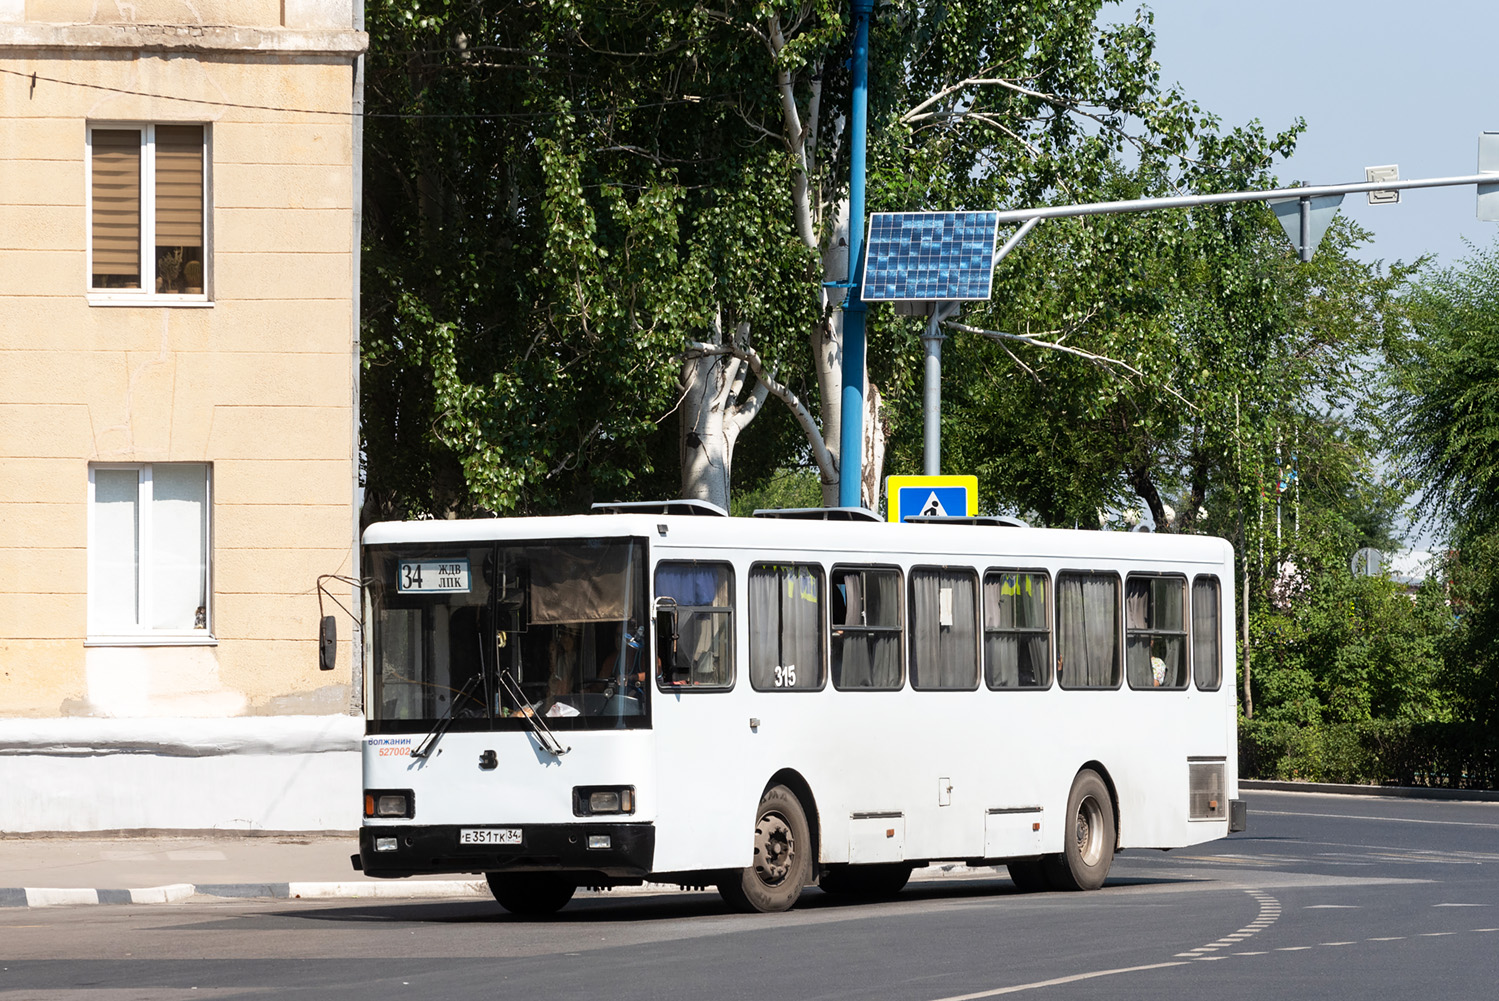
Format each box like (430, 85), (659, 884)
(0, 716), (363, 832)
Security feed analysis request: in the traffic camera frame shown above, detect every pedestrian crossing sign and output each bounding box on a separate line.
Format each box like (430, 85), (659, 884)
(885, 475), (978, 523)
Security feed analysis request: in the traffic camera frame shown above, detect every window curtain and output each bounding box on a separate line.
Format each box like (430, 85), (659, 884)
(1192, 578), (1221, 689)
(984, 572), (1049, 688)
(750, 565), (821, 689)
(1125, 578), (1152, 687)
(530, 543), (640, 624)
(1058, 573), (1118, 688)
(911, 570), (977, 689)
(833, 569), (902, 689)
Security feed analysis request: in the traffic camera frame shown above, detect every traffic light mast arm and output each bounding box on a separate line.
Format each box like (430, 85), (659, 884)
(990, 172), (1493, 226)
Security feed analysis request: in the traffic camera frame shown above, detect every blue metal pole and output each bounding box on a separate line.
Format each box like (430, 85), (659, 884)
(839, 0), (873, 509)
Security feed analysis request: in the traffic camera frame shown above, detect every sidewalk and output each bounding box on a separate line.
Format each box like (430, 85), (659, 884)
(0, 832), (490, 908)
(0, 831), (1008, 908)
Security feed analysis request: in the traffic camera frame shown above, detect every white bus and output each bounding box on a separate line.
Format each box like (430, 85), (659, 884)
(347, 501), (1245, 914)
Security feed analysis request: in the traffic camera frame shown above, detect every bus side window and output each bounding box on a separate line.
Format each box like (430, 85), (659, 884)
(748, 562), (826, 691)
(1125, 574), (1188, 690)
(830, 565), (904, 690)
(654, 562), (734, 689)
(1191, 576), (1222, 690)
(909, 567), (979, 690)
(984, 569), (1051, 689)
(1056, 571), (1121, 689)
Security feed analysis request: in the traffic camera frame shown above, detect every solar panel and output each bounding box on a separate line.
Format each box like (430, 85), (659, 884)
(860, 211), (1000, 302)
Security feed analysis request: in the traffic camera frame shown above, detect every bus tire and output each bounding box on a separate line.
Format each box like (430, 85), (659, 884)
(1005, 859), (1050, 893)
(1043, 769), (1115, 891)
(818, 862), (913, 898)
(718, 784), (812, 913)
(485, 872), (576, 915)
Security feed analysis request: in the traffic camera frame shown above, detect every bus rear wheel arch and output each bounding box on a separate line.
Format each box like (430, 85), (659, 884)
(718, 783), (813, 913)
(1042, 768), (1115, 891)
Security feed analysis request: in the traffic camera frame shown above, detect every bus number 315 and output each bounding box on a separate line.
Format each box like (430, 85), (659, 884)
(773, 664), (797, 688)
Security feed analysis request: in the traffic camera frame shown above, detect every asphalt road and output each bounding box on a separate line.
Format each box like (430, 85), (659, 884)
(2, 790), (1496, 1001)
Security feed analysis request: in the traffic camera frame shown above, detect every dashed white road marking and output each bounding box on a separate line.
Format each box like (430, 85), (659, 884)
(1433, 902), (1488, 907)
(1321, 941), (1356, 946)
(1306, 904), (1359, 909)
(1368, 936), (1405, 941)
(1276, 946), (1313, 951)
(925, 961), (1191, 1000)
(1419, 932), (1456, 937)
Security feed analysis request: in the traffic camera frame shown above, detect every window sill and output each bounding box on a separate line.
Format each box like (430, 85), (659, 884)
(87, 294), (214, 308)
(85, 634), (219, 647)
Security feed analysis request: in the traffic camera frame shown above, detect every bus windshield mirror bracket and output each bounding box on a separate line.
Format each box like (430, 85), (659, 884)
(412, 673), (482, 760)
(498, 669), (570, 757)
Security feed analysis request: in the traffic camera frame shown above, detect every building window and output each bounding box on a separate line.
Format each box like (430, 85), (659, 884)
(88, 124), (208, 299)
(88, 464), (212, 640)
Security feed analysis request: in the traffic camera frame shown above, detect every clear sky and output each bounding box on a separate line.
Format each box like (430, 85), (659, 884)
(1107, 0), (1497, 272)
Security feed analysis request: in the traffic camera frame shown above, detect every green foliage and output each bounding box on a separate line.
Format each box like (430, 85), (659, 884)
(360, 0), (826, 520)
(1392, 241), (1499, 536)
(1246, 509), (1452, 727)
(1240, 718), (1499, 789)
(1438, 533), (1499, 729)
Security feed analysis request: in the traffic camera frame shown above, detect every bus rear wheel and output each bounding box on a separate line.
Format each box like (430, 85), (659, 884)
(718, 784), (811, 913)
(1005, 859), (1050, 893)
(485, 872), (576, 916)
(1042, 769), (1115, 891)
(818, 862), (913, 898)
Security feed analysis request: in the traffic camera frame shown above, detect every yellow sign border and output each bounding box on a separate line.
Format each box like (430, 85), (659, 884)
(885, 475), (979, 522)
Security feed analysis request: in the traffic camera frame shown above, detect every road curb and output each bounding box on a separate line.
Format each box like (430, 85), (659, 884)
(0, 862), (1007, 908)
(0, 880), (489, 908)
(1241, 779), (1499, 802)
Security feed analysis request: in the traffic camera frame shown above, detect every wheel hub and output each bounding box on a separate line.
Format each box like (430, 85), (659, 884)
(753, 811), (794, 885)
(1075, 796), (1104, 867)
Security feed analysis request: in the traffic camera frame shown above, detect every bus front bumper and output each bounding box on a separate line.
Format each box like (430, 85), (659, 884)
(355, 823), (655, 879)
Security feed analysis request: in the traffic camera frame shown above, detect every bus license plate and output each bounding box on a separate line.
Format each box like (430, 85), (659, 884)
(460, 828), (521, 846)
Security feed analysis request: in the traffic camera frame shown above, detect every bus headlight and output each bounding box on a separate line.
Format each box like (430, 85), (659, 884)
(573, 786), (635, 816)
(364, 789), (415, 819)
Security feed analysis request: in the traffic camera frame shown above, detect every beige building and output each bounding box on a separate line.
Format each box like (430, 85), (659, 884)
(0, 1), (367, 830)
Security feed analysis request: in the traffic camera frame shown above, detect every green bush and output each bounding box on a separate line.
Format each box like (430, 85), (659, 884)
(1239, 717), (1499, 789)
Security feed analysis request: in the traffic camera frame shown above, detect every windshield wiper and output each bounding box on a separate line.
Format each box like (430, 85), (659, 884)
(498, 669), (570, 757)
(411, 673), (482, 760)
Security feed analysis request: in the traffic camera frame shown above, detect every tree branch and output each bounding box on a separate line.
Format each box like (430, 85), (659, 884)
(945, 320), (1198, 412)
(684, 341), (836, 480)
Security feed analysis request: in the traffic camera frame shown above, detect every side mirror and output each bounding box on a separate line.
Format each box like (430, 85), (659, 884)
(319, 614), (337, 671)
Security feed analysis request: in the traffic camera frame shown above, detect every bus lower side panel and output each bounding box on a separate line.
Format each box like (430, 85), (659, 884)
(357, 823), (654, 879)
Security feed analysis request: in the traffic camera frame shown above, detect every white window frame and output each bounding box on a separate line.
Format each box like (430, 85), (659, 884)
(85, 123), (213, 307)
(86, 463), (216, 646)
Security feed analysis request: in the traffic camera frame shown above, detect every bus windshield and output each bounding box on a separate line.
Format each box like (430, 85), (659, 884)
(366, 537), (649, 732)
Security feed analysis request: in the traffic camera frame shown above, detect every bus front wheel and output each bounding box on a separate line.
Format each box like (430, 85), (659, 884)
(718, 784), (811, 913)
(1043, 769), (1115, 891)
(485, 871), (576, 916)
